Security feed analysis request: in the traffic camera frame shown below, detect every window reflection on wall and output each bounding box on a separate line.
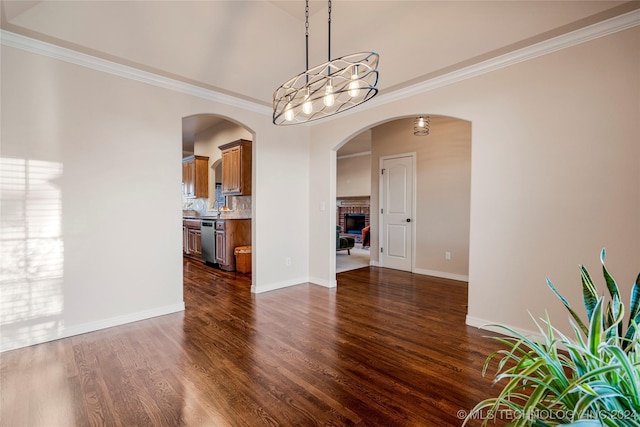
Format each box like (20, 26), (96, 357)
(1, 158), (64, 351)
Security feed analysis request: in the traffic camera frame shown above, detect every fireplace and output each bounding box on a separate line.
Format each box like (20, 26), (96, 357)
(337, 197), (370, 243)
(344, 213), (366, 235)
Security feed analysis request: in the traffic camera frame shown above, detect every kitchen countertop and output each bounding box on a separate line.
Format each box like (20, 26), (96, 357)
(182, 216), (217, 220)
(182, 215), (251, 220)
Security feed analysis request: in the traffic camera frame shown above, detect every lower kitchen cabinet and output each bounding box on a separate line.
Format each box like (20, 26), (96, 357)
(183, 218), (202, 260)
(187, 228), (201, 257)
(215, 219), (251, 271)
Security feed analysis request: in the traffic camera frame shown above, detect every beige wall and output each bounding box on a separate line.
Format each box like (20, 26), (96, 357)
(309, 26), (640, 336)
(1, 43), (311, 351)
(369, 117), (471, 279)
(336, 154), (371, 198)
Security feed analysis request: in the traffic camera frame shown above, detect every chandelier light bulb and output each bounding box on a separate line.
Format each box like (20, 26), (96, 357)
(302, 99), (313, 115)
(323, 82), (335, 107)
(284, 101), (295, 121)
(417, 117), (425, 128)
(348, 66), (360, 97)
(348, 77), (360, 98)
(302, 89), (313, 114)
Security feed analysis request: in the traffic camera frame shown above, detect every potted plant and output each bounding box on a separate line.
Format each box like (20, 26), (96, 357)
(464, 249), (640, 426)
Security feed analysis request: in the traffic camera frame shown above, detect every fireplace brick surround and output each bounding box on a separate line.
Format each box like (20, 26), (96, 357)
(337, 197), (370, 244)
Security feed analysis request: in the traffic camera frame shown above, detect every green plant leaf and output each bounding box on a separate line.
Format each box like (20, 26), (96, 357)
(588, 298), (605, 356)
(624, 322), (640, 352)
(472, 251), (640, 427)
(580, 264), (599, 321)
(522, 373), (556, 413)
(602, 345), (640, 406)
(626, 274), (640, 342)
(601, 248), (620, 302)
(603, 293), (625, 342)
(572, 381), (630, 417)
(548, 277), (589, 336)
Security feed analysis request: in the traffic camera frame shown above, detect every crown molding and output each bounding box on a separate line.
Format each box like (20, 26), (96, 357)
(0, 30), (272, 116)
(2, 8), (638, 119)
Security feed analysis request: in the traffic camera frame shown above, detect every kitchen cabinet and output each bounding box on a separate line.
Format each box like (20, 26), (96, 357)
(183, 225), (188, 254)
(182, 155), (209, 198)
(183, 218), (202, 260)
(188, 229), (202, 257)
(215, 219), (251, 271)
(219, 139), (251, 196)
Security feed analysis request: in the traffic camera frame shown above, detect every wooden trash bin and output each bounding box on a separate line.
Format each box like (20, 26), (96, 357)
(234, 246), (252, 273)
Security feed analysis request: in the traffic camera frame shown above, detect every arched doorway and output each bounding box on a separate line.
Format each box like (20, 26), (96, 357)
(181, 114), (255, 281)
(334, 115), (471, 283)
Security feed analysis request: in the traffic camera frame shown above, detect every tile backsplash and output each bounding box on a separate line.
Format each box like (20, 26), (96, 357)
(182, 195), (251, 219)
(182, 197), (208, 213)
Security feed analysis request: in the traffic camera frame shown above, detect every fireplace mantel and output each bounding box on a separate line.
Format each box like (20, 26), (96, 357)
(337, 196), (370, 207)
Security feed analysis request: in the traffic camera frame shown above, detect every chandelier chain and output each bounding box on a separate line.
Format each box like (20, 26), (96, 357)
(305, 0), (309, 36)
(305, 0), (309, 74)
(327, 0), (332, 63)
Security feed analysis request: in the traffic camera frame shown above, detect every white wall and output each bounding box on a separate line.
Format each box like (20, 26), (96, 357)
(0, 42), (311, 351)
(308, 26), (640, 336)
(336, 154), (371, 197)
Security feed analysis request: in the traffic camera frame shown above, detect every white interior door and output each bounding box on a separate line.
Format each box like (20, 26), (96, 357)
(380, 155), (414, 272)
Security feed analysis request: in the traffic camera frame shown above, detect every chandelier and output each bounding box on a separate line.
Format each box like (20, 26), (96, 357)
(273, 0), (379, 125)
(414, 116), (430, 136)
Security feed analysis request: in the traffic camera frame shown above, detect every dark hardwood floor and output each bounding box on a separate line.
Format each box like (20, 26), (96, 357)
(1, 261), (508, 426)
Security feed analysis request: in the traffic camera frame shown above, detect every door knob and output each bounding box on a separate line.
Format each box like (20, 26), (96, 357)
(406, 218), (411, 222)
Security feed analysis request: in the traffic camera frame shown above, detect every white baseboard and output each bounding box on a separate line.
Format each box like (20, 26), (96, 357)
(413, 268), (469, 282)
(1, 302), (185, 353)
(466, 315), (544, 341)
(252, 276), (312, 293)
(361, 263), (467, 281)
(251, 277), (338, 294)
(251, 276), (338, 294)
(309, 276), (337, 288)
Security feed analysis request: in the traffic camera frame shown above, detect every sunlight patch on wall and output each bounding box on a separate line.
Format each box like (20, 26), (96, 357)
(1, 158), (64, 351)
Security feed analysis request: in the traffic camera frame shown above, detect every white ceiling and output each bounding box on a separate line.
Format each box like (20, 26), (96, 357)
(3, 1), (636, 154)
(2, 0), (635, 108)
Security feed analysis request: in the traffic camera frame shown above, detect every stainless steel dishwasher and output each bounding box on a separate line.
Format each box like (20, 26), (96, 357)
(200, 220), (216, 265)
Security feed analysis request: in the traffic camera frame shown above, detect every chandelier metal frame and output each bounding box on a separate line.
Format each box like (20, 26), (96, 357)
(273, 0), (379, 125)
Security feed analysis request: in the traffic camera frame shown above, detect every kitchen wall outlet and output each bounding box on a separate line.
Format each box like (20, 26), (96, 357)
(319, 201), (326, 211)
(445, 251), (451, 260)
(285, 257), (292, 266)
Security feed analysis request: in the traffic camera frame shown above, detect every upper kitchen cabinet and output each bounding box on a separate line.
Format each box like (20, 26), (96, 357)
(219, 139), (251, 196)
(182, 155), (209, 198)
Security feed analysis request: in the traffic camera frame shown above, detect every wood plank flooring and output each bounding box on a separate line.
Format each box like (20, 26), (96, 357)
(1, 262), (509, 426)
